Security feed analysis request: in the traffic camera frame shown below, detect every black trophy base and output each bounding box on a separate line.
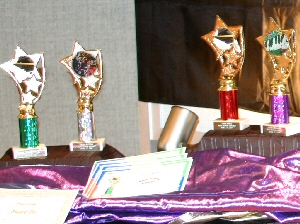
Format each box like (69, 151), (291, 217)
(213, 118), (250, 130)
(261, 123), (300, 136)
(12, 144), (47, 160)
(69, 138), (106, 151)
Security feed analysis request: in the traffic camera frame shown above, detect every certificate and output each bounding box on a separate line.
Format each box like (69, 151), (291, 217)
(0, 188), (78, 224)
(89, 157), (193, 198)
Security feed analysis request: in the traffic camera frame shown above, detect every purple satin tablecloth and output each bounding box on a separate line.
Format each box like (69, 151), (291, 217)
(2, 148), (300, 223)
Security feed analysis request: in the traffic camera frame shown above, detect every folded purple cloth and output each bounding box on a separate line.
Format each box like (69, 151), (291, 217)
(69, 148), (300, 223)
(2, 149), (300, 223)
(0, 165), (91, 191)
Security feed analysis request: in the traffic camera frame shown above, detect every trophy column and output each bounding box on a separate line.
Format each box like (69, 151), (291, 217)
(60, 41), (105, 151)
(257, 18), (299, 136)
(19, 105), (39, 148)
(270, 83), (289, 125)
(0, 46), (47, 159)
(77, 101), (96, 142)
(218, 79), (238, 120)
(202, 15), (249, 130)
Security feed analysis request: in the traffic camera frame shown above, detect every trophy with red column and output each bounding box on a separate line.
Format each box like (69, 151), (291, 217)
(257, 17), (298, 136)
(202, 15), (249, 130)
(60, 41), (105, 151)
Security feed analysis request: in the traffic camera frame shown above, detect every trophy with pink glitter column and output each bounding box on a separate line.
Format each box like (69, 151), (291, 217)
(257, 17), (298, 136)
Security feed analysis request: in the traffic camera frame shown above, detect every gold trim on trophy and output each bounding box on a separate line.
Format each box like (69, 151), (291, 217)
(60, 41), (105, 151)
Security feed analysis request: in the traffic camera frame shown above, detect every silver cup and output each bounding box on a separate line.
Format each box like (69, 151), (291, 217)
(157, 106), (199, 151)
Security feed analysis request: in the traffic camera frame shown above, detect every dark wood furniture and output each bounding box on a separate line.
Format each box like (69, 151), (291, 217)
(196, 125), (300, 157)
(0, 144), (125, 167)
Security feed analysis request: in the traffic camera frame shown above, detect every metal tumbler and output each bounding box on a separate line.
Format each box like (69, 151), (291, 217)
(157, 106), (199, 151)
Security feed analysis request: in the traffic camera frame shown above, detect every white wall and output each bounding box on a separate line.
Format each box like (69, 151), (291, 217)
(0, 0), (140, 157)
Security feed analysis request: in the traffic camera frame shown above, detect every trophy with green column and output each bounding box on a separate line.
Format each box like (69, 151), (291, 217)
(0, 46), (47, 159)
(60, 41), (105, 151)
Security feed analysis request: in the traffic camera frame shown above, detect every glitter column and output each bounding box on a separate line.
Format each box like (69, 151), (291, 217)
(77, 111), (96, 142)
(270, 94), (289, 124)
(18, 105), (39, 148)
(219, 89), (239, 120)
(19, 117), (39, 148)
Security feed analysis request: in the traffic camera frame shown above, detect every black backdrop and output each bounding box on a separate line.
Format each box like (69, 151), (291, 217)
(135, 0), (300, 116)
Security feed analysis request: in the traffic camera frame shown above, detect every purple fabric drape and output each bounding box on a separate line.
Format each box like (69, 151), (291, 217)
(4, 149), (300, 223)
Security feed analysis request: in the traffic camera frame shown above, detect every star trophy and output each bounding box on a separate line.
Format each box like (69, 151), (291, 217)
(0, 46), (47, 159)
(257, 17), (298, 136)
(202, 15), (249, 130)
(60, 41), (105, 151)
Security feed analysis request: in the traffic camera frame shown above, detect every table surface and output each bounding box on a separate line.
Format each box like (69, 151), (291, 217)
(0, 144), (125, 167)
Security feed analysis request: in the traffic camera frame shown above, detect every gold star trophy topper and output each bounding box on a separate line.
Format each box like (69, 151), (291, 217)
(60, 41), (105, 151)
(256, 17), (296, 96)
(201, 15), (244, 90)
(201, 16), (248, 130)
(257, 18), (296, 133)
(0, 46), (47, 159)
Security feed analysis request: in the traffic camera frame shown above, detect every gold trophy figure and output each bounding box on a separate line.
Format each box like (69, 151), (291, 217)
(202, 15), (249, 130)
(257, 17), (297, 136)
(60, 41), (105, 151)
(0, 46), (47, 159)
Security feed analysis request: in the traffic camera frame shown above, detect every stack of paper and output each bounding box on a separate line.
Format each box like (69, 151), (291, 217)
(83, 148), (193, 199)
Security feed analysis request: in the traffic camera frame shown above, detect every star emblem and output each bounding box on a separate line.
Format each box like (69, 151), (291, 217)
(24, 76), (42, 93)
(0, 46), (45, 105)
(80, 88), (92, 99)
(201, 15), (244, 80)
(82, 75), (99, 89)
(60, 41), (103, 101)
(256, 17), (296, 83)
(22, 92), (36, 104)
(224, 49), (242, 67)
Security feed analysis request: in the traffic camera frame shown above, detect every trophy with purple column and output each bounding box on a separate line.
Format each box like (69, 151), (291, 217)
(60, 41), (105, 151)
(257, 17), (298, 136)
(0, 46), (47, 159)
